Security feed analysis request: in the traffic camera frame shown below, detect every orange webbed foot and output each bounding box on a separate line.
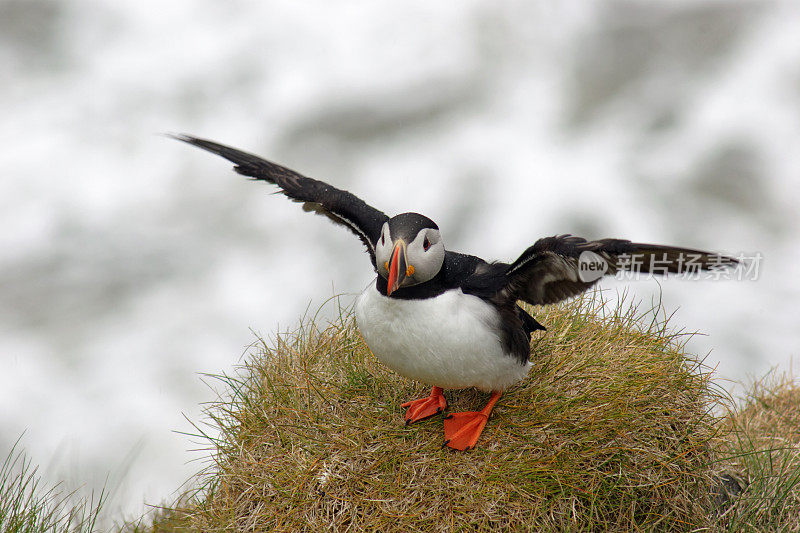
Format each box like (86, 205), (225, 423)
(443, 411), (489, 451)
(401, 386), (447, 424)
(442, 391), (502, 451)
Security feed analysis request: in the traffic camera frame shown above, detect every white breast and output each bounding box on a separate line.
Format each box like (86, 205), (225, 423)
(354, 283), (531, 392)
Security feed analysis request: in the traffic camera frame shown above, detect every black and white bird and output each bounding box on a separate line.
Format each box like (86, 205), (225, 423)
(172, 134), (736, 451)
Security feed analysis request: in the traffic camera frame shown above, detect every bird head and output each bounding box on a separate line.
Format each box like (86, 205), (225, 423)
(375, 213), (445, 296)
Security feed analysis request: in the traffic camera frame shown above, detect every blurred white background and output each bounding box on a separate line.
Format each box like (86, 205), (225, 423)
(1, 0), (798, 523)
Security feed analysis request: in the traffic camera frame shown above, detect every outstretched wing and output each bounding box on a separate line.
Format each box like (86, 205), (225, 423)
(171, 134), (389, 268)
(503, 234), (738, 306)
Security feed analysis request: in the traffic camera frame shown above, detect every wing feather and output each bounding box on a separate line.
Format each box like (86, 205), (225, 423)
(171, 134), (389, 268)
(504, 234), (738, 306)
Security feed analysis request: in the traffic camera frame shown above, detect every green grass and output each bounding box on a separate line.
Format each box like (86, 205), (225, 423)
(0, 437), (105, 533)
(715, 372), (800, 530)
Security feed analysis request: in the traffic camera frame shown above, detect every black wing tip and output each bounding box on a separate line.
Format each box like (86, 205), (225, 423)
(166, 132), (228, 155)
(167, 132), (272, 178)
(164, 131), (201, 145)
(164, 131), (190, 141)
(631, 243), (740, 268)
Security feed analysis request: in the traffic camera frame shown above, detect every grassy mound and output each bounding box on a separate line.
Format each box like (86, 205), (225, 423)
(154, 293), (732, 531)
(716, 373), (800, 529)
(5, 294), (799, 531)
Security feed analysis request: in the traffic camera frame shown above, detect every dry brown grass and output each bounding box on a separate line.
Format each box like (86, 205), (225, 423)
(716, 373), (800, 530)
(149, 292), (735, 532)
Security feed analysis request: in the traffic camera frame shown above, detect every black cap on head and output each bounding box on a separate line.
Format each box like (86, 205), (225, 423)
(387, 212), (439, 242)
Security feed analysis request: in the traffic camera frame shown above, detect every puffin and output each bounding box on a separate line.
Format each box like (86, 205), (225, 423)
(172, 134), (737, 451)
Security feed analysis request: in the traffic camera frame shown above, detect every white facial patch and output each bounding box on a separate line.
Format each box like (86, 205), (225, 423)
(375, 222), (392, 278)
(404, 228), (445, 286)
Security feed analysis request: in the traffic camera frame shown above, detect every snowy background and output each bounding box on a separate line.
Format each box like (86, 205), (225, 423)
(1, 0), (798, 523)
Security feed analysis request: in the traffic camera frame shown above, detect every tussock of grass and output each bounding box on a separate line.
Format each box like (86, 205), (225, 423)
(157, 292), (734, 531)
(0, 438), (105, 533)
(8, 294), (798, 531)
(717, 373), (800, 530)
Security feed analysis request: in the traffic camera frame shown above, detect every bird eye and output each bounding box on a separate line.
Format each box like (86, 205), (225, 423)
(381, 234), (385, 245)
(423, 237), (431, 251)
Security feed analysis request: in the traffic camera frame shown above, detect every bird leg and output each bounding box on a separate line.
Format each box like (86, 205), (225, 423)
(443, 391), (502, 451)
(401, 386), (447, 424)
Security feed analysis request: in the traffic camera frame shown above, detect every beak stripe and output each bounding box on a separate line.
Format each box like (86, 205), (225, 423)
(387, 245), (401, 296)
(386, 240), (411, 297)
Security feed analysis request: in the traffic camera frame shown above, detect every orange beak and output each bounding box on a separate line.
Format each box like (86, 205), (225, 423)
(386, 240), (408, 296)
